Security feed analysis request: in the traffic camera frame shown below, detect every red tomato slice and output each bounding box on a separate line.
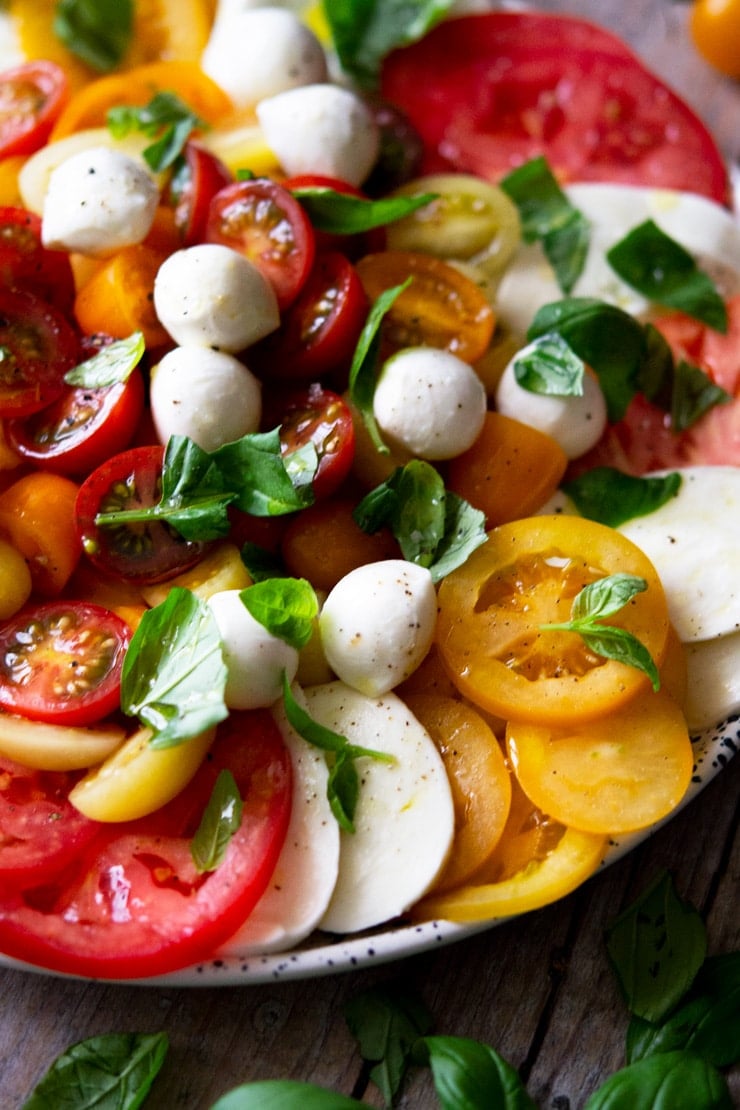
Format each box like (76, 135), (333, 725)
(0, 601), (131, 726)
(7, 368), (145, 477)
(75, 445), (208, 585)
(206, 177), (316, 310)
(0, 206), (75, 313)
(0, 61), (69, 159)
(170, 141), (232, 247)
(0, 289), (81, 418)
(380, 12), (730, 205)
(0, 709), (292, 979)
(0, 758), (100, 891)
(272, 383), (356, 501)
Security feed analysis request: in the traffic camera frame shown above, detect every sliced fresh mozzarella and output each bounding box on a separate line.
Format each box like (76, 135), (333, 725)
(618, 466), (740, 642)
(217, 689), (339, 955)
(41, 146), (158, 257)
(256, 84), (379, 187)
(319, 560), (437, 697)
(207, 589), (299, 709)
(305, 682), (454, 933)
(373, 346), (487, 459)
(150, 346), (262, 452)
(684, 632), (740, 732)
(495, 183), (740, 337)
(153, 243), (279, 351)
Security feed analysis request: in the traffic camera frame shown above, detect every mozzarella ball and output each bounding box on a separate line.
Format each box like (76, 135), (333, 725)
(202, 8), (328, 110)
(373, 347), (487, 460)
(495, 345), (608, 459)
(41, 146), (158, 257)
(208, 589), (299, 709)
(154, 243), (279, 351)
(319, 560), (437, 697)
(256, 84), (379, 187)
(150, 346), (262, 451)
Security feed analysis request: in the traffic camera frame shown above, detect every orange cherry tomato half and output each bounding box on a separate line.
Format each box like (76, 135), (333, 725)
(690, 0), (740, 78)
(435, 514), (670, 727)
(0, 471), (81, 596)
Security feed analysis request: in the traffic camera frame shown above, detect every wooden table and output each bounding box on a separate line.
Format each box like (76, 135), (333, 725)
(1, 3), (739, 1107)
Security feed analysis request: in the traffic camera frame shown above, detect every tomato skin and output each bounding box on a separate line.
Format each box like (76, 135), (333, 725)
(0, 206), (75, 313)
(0, 601), (131, 726)
(171, 141), (233, 247)
(206, 178), (316, 310)
(7, 368), (145, 477)
(0, 61), (69, 159)
(0, 289), (81, 418)
(690, 0), (740, 78)
(272, 384), (356, 501)
(75, 445), (208, 585)
(0, 709), (292, 980)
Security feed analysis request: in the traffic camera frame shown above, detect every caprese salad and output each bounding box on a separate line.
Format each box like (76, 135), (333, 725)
(0, 0), (737, 981)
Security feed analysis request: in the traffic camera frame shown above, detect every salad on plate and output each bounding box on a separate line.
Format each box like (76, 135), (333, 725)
(0, 0), (737, 984)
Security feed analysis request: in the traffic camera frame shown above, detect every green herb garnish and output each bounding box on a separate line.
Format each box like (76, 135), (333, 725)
(107, 91), (206, 172)
(293, 187), (438, 234)
(53, 0), (134, 72)
(513, 332), (585, 396)
(64, 331), (145, 389)
(348, 278), (412, 452)
(239, 578), (318, 652)
(191, 769), (243, 873)
(562, 467), (682, 528)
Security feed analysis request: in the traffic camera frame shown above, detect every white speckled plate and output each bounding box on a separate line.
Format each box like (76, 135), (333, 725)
(1, 715), (735, 986)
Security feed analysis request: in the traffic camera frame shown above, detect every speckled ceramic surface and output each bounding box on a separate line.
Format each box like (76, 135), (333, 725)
(2, 714), (735, 987)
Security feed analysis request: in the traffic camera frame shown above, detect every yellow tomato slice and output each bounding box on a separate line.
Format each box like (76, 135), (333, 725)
(0, 712), (125, 771)
(436, 514), (670, 727)
(69, 725), (215, 822)
(506, 687), (693, 835)
(404, 693), (512, 892)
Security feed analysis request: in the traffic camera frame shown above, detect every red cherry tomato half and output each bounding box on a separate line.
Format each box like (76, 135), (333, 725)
(170, 140), (232, 247)
(75, 445), (208, 584)
(381, 11), (730, 205)
(206, 177), (316, 309)
(0, 601), (131, 726)
(0, 206), (75, 313)
(251, 251), (369, 383)
(0, 709), (292, 979)
(8, 367), (145, 477)
(0, 289), (81, 418)
(0, 60), (69, 159)
(275, 383), (356, 501)
(0, 758), (100, 891)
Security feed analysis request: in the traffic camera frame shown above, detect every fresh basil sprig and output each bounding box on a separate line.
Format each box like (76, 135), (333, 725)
(293, 187), (438, 234)
(348, 278), (412, 452)
(513, 332), (585, 396)
(562, 467), (682, 528)
(344, 985), (433, 1106)
(240, 578), (318, 652)
(353, 459), (487, 582)
(541, 573), (661, 690)
(107, 91), (206, 172)
(64, 331), (145, 389)
(191, 769), (243, 873)
(53, 0), (134, 73)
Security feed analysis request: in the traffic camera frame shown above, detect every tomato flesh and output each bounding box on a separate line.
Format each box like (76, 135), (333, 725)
(0, 61), (69, 159)
(0, 289), (81, 418)
(273, 383), (356, 501)
(0, 206), (75, 312)
(171, 141), (232, 247)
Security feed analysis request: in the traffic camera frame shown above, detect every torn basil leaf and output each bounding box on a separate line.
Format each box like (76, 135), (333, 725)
(562, 467), (682, 528)
(293, 187), (437, 234)
(239, 578), (318, 651)
(513, 332), (585, 396)
(64, 331), (145, 388)
(191, 769), (243, 873)
(53, 0), (134, 72)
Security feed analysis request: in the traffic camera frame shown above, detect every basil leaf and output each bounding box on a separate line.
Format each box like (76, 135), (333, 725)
(570, 574), (647, 623)
(607, 219), (728, 333)
(64, 331), (145, 388)
(583, 1049), (732, 1110)
(53, 0), (134, 73)
(418, 1035), (537, 1110)
(107, 91), (206, 172)
(562, 468), (682, 528)
(671, 358), (732, 432)
(605, 870), (707, 1023)
(344, 985), (432, 1106)
(211, 1081), (365, 1110)
(348, 279), (411, 452)
(240, 542), (285, 583)
(157, 435), (235, 540)
(578, 625), (661, 692)
(500, 156), (590, 293)
(637, 321), (675, 406)
(191, 769), (243, 873)
(293, 187), (437, 233)
(121, 587), (229, 747)
(323, 0), (456, 88)
(239, 578), (318, 651)
(513, 333), (585, 396)
(213, 430), (315, 516)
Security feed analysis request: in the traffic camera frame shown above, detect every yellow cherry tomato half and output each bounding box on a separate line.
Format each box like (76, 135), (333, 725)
(436, 514), (670, 727)
(0, 712), (126, 771)
(690, 0), (740, 78)
(506, 687), (693, 835)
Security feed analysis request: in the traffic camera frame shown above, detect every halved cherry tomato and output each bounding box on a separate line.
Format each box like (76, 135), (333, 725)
(436, 514), (671, 726)
(0, 289), (80, 418)
(0, 61), (69, 159)
(75, 445), (208, 585)
(73, 243), (172, 348)
(251, 252), (369, 383)
(206, 178), (316, 310)
(355, 250), (495, 363)
(7, 368), (145, 477)
(0, 708), (292, 979)
(170, 141), (232, 247)
(0, 757), (100, 891)
(0, 471), (81, 596)
(0, 206), (75, 312)
(381, 11), (730, 205)
(0, 600), (131, 726)
(272, 384), (356, 501)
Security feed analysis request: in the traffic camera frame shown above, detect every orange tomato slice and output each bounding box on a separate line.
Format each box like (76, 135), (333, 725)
(0, 472), (80, 596)
(73, 243), (172, 347)
(436, 514), (670, 727)
(506, 687), (693, 835)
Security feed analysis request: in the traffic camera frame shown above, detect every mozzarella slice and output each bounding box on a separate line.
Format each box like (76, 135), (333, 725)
(305, 682), (454, 934)
(618, 466), (740, 642)
(495, 183), (740, 337)
(684, 632), (740, 732)
(217, 689), (339, 955)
